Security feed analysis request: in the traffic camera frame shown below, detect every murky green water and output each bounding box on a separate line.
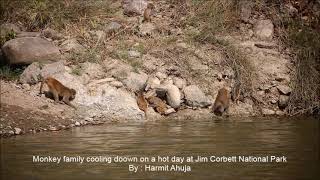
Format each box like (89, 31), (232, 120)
(1, 116), (319, 179)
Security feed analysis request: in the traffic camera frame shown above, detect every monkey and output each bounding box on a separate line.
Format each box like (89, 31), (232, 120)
(143, 3), (155, 23)
(40, 77), (77, 109)
(136, 91), (148, 114)
(146, 96), (167, 115)
(212, 88), (230, 116)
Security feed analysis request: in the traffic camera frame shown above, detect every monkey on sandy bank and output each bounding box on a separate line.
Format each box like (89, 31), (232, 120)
(143, 3), (155, 23)
(136, 91), (148, 114)
(40, 77), (77, 109)
(212, 88), (229, 116)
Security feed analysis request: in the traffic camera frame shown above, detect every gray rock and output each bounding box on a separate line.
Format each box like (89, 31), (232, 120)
(2, 37), (61, 65)
(80, 62), (104, 79)
(128, 50), (141, 58)
(145, 76), (160, 91)
(109, 81), (124, 88)
(254, 19), (274, 40)
(165, 84), (181, 108)
(183, 85), (211, 107)
(165, 108), (176, 115)
(277, 85), (292, 95)
(75, 121), (81, 126)
(138, 22), (156, 36)
(103, 58), (133, 79)
(49, 126), (60, 131)
(14, 127), (22, 135)
(262, 108), (275, 115)
(228, 102), (254, 116)
(42, 28), (63, 40)
(22, 83), (31, 90)
(276, 110), (285, 116)
(19, 62), (41, 84)
(122, 0), (148, 16)
(60, 39), (85, 53)
(173, 77), (186, 89)
(278, 95), (290, 109)
(40, 61), (66, 78)
(105, 22), (122, 34)
(122, 72), (148, 91)
(155, 72), (167, 80)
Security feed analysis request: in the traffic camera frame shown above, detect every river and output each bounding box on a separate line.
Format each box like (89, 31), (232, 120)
(1, 116), (319, 179)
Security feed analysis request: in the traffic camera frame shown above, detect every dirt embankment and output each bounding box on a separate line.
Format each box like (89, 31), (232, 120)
(2, 0), (314, 137)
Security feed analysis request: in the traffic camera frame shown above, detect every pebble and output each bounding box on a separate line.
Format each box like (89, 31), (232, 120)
(14, 127), (22, 135)
(75, 121), (81, 126)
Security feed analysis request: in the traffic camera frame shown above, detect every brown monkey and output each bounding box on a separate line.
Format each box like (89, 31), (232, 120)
(40, 77), (77, 109)
(212, 88), (229, 116)
(146, 96), (167, 115)
(136, 91), (148, 113)
(143, 3), (155, 23)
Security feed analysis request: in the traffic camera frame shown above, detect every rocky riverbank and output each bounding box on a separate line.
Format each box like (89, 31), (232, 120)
(0, 0), (300, 137)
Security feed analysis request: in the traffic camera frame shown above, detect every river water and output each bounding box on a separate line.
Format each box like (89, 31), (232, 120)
(1, 116), (319, 179)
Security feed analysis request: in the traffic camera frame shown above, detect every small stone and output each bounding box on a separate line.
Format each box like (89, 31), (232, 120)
(22, 83), (31, 90)
(156, 72), (168, 80)
(277, 85), (292, 95)
(49, 126), (59, 131)
(254, 19), (274, 40)
(173, 77), (186, 89)
(271, 99), (278, 104)
(75, 121), (81, 126)
(128, 50), (141, 58)
(105, 22), (122, 34)
(165, 108), (176, 115)
(14, 127), (22, 135)
(80, 120), (87, 125)
(259, 84), (272, 91)
(109, 81), (123, 88)
(261, 108), (275, 115)
(276, 110), (285, 116)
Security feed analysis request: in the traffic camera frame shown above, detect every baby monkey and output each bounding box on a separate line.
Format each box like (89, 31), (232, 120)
(143, 3), (155, 22)
(40, 77), (77, 109)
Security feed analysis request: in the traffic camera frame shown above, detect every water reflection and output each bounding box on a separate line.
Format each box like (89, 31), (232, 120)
(1, 116), (319, 179)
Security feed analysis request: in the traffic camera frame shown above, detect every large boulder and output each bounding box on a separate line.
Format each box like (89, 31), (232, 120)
(228, 102), (254, 116)
(2, 37), (61, 65)
(122, 72), (148, 92)
(164, 84), (181, 108)
(254, 19), (274, 40)
(183, 85), (211, 107)
(122, 0), (148, 16)
(19, 62), (41, 84)
(40, 69), (144, 121)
